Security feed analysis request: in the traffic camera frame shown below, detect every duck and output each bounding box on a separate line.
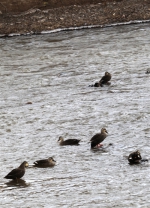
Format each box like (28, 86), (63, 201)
(4, 161), (29, 180)
(90, 128), (108, 149)
(58, 136), (80, 146)
(145, 70), (150, 74)
(33, 157), (56, 167)
(128, 150), (142, 164)
(99, 72), (111, 87)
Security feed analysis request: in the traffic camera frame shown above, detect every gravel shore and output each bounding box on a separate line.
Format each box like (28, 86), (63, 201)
(0, 0), (150, 36)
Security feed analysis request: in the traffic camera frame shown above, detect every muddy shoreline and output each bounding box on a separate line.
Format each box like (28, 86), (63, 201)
(0, 0), (150, 37)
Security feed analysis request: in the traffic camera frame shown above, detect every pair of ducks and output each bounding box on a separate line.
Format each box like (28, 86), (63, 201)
(58, 128), (108, 148)
(90, 72), (111, 87)
(4, 157), (56, 181)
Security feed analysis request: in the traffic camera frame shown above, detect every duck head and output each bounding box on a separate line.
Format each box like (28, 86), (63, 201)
(58, 136), (64, 143)
(101, 128), (108, 135)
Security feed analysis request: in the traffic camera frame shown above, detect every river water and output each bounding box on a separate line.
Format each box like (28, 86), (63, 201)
(0, 23), (150, 207)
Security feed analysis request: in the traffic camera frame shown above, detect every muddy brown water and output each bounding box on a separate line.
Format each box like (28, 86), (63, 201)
(0, 23), (150, 207)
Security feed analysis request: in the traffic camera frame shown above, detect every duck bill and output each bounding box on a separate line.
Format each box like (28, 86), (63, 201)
(52, 157), (56, 162)
(25, 162), (29, 167)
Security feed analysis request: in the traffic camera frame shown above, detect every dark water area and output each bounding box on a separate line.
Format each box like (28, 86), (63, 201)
(0, 23), (150, 207)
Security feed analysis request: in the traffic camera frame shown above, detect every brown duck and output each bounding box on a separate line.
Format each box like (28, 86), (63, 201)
(33, 157), (56, 167)
(58, 136), (80, 146)
(99, 72), (111, 87)
(90, 128), (108, 149)
(4, 161), (29, 180)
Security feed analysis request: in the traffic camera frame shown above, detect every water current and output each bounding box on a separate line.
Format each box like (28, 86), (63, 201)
(0, 23), (150, 207)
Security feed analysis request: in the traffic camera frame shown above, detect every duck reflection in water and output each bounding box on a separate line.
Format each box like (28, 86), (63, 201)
(5, 178), (29, 188)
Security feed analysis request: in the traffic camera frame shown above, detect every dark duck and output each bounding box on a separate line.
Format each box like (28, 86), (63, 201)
(90, 128), (108, 149)
(33, 157), (56, 167)
(99, 72), (111, 87)
(4, 161), (29, 180)
(128, 150), (148, 164)
(128, 150), (142, 164)
(58, 136), (80, 146)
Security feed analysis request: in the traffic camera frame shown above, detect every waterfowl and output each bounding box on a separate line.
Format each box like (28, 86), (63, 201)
(4, 161), (29, 180)
(145, 70), (150, 74)
(58, 136), (80, 146)
(33, 157), (56, 167)
(128, 150), (142, 164)
(90, 128), (108, 149)
(99, 72), (111, 87)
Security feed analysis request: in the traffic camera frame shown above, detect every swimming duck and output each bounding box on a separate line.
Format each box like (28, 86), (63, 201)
(58, 136), (80, 145)
(145, 70), (150, 74)
(90, 128), (108, 149)
(100, 72), (111, 87)
(33, 157), (56, 167)
(128, 150), (142, 164)
(4, 161), (29, 180)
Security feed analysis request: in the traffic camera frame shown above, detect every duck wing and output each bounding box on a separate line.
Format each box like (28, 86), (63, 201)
(34, 159), (48, 165)
(90, 133), (101, 142)
(100, 74), (111, 85)
(4, 168), (25, 179)
(63, 139), (80, 145)
(90, 134), (106, 148)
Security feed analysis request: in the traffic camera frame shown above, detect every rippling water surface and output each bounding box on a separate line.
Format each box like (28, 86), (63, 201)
(0, 23), (150, 207)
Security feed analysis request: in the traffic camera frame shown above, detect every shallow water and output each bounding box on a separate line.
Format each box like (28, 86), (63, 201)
(0, 23), (150, 207)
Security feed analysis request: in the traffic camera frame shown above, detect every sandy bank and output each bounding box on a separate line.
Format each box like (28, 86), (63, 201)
(0, 0), (150, 37)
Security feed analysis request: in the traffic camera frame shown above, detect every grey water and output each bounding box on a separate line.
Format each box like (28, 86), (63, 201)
(0, 23), (150, 208)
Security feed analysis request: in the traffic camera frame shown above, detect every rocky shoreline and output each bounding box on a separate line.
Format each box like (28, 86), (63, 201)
(0, 0), (150, 37)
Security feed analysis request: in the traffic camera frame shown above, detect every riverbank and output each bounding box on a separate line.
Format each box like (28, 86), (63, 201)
(0, 0), (150, 37)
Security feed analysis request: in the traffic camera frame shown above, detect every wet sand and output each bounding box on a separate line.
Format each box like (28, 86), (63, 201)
(0, 0), (150, 36)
